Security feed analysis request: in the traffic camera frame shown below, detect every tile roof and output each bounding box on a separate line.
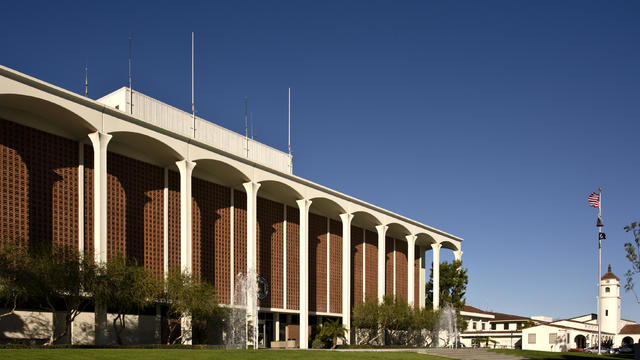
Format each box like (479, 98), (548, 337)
(461, 305), (493, 315)
(619, 324), (640, 335)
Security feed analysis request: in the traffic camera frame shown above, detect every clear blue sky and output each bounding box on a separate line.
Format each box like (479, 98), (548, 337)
(2, 0), (640, 321)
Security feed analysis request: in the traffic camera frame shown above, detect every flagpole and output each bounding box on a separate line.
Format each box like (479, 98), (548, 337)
(597, 187), (603, 355)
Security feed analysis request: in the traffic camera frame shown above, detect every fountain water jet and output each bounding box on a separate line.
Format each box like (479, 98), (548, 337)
(224, 270), (259, 349)
(437, 305), (459, 347)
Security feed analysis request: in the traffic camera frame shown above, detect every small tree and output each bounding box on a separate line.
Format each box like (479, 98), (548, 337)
(317, 319), (347, 349)
(94, 252), (156, 345)
(24, 242), (96, 345)
(411, 307), (439, 347)
(159, 268), (221, 344)
(426, 260), (468, 310)
(351, 296), (380, 344)
(379, 295), (413, 345)
(0, 239), (29, 318)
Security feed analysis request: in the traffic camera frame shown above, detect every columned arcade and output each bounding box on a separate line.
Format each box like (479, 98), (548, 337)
(0, 65), (463, 347)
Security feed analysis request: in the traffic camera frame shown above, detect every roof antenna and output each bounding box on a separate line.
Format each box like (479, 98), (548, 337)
(288, 87), (291, 155)
(191, 31), (196, 138)
(84, 65), (88, 97)
(244, 97), (249, 157)
(251, 112), (254, 139)
(128, 36), (133, 114)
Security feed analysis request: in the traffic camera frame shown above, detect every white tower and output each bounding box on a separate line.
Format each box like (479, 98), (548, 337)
(599, 265), (621, 335)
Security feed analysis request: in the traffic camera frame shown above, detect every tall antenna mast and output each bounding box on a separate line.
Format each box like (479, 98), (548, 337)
(129, 36), (133, 114)
(244, 97), (249, 157)
(288, 87), (291, 156)
(191, 31), (196, 138)
(84, 65), (88, 97)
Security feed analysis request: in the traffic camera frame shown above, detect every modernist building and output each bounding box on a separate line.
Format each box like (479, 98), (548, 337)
(0, 65), (463, 347)
(522, 267), (640, 352)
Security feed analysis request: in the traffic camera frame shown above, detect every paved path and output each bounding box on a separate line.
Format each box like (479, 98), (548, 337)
(418, 348), (529, 360)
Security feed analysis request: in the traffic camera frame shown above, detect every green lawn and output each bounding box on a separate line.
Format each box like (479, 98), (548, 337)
(0, 349), (450, 360)
(491, 349), (634, 359)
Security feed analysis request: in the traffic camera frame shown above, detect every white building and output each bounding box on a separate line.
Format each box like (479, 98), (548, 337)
(522, 266), (640, 352)
(459, 305), (537, 349)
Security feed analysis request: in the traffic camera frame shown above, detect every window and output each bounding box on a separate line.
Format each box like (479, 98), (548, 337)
(482, 323), (485, 330)
(491, 323), (496, 330)
(517, 322), (522, 329)
(504, 323), (509, 330)
(528, 333), (536, 344)
(606, 287), (610, 293)
(606, 310), (609, 316)
(549, 333), (557, 344)
(472, 322), (476, 330)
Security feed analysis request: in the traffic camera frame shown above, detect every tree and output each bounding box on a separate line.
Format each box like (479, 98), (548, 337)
(624, 222), (640, 301)
(316, 319), (347, 349)
(378, 295), (413, 345)
(94, 252), (156, 345)
(411, 307), (439, 347)
(159, 268), (221, 344)
(23, 242), (96, 345)
(426, 260), (468, 310)
(351, 296), (380, 344)
(0, 239), (29, 319)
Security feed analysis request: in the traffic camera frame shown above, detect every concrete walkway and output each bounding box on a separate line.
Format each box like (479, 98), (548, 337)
(418, 348), (529, 360)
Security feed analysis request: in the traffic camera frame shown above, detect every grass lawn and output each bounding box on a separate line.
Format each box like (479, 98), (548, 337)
(491, 349), (634, 359)
(0, 349), (451, 360)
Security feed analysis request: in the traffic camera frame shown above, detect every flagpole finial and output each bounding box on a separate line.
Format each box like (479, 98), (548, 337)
(599, 186), (603, 192)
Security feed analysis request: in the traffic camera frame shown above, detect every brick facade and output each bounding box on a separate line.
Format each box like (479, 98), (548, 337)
(364, 229), (377, 299)
(351, 226), (364, 307)
(308, 212), (327, 312)
(84, 145), (94, 257)
(256, 197), (284, 309)
(385, 236), (394, 296)
(395, 239), (408, 301)
(286, 206), (300, 310)
(192, 177), (231, 304)
(167, 170), (181, 270)
(0, 118), (79, 250)
(415, 245), (421, 307)
(329, 219), (342, 314)
(106, 152), (164, 278)
(233, 190), (247, 277)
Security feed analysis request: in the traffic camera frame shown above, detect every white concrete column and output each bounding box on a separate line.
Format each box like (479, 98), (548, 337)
(454, 250), (463, 262)
(88, 131), (112, 264)
(176, 160), (196, 274)
(243, 181), (261, 348)
(431, 243), (441, 310)
(376, 225), (388, 302)
(419, 246), (426, 309)
(88, 132), (111, 347)
(275, 313), (280, 341)
(297, 199), (312, 349)
(339, 213), (353, 344)
(406, 235), (416, 307)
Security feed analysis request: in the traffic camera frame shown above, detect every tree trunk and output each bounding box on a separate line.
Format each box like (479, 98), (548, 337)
(113, 313), (126, 345)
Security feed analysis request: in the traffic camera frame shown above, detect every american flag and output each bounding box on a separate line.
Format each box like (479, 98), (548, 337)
(588, 192), (600, 208)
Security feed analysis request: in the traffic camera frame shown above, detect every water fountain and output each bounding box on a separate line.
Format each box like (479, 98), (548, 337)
(224, 270), (258, 349)
(438, 305), (459, 347)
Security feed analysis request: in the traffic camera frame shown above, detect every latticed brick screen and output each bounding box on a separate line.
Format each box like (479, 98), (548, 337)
(364, 229), (377, 299)
(395, 239), (408, 301)
(0, 118), (78, 249)
(84, 145), (94, 257)
(286, 206), (299, 310)
(233, 190), (247, 277)
(329, 219), (342, 314)
(350, 226), (363, 307)
(256, 196), (284, 309)
(106, 152), (164, 278)
(308, 212), (327, 312)
(192, 177), (231, 304)
(167, 170), (181, 270)
(414, 245), (420, 307)
(385, 236), (394, 296)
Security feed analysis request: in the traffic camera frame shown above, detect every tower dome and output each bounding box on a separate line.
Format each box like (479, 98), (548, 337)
(600, 265), (621, 334)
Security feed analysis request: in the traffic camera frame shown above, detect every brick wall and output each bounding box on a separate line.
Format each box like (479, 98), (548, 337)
(351, 226), (363, 307)
(0, 118), (79, 250)
(395, 239), (408, 301)
(308, 212), (327, 312)
(234, 190), (247, 277)
(364, 229), (377, 299)
(106, 152), (164, 278)
(286, 205), (299, 310)
(385, 237), (394, 296)
(84, 145), (94, 257)
(329, 219), (342, 314)
(414, 245), (420, 307)
(167, 170), (181, 270)
(256, 196), (284, 309)
(192, 177), (231, 304)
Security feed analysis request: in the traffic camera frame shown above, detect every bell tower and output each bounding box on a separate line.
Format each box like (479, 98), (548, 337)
(599, 265), (621, 334)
